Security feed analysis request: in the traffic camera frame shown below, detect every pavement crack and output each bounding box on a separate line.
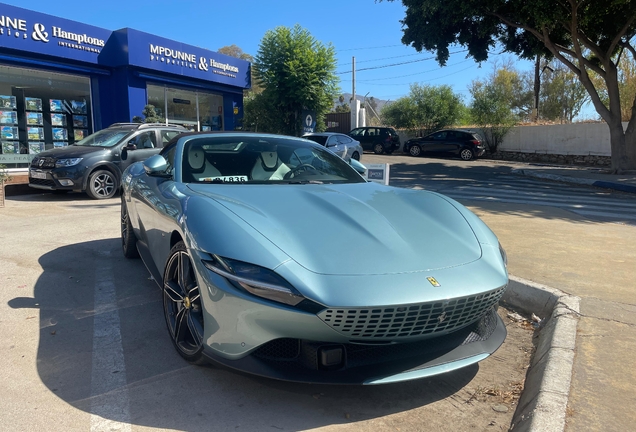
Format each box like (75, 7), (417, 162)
(577, 313), (636, 328)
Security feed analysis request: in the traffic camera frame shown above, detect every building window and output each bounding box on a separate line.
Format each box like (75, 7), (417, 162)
(0, 64), (92, 168)
(147, 84), (223, 132)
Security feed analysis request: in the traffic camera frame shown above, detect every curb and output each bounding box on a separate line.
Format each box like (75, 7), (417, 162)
(511, 168), (636, 194)
(501, 275), (580, 432)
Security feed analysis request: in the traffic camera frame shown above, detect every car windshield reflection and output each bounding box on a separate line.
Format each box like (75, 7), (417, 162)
(179, 135), (365, 184)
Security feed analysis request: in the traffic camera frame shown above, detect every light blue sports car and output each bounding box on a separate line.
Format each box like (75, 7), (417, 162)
(120, 132), (508, 385)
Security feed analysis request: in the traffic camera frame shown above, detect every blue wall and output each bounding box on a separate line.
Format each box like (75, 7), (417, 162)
(0, 2), (249, 130)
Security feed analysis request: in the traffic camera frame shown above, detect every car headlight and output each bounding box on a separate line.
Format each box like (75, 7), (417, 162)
(499, 242), (508, 267)
(55, 158), (83, 168)
(203, 255), (304, 306)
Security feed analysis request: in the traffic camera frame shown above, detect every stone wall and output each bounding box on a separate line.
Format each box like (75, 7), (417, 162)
(488, 151), (611, 167)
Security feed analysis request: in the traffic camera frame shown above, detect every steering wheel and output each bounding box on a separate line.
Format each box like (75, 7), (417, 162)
(284, 163), (318, 179)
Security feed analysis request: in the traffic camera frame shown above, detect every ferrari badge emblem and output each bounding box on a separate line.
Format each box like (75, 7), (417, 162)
(427, 277), (441, 287)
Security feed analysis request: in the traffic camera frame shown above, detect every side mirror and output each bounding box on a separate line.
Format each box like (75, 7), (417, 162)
(349, 158), (367, 175)
(126, 141), (137, 151)
(143, 154), (170, 177)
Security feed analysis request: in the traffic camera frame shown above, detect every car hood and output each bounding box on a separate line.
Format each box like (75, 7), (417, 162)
(187, 182), (482, 275)
(36, 145), (106, 159)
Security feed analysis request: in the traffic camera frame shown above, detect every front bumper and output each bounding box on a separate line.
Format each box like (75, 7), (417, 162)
(203, 307), (505, 384)
(28, 165), (87, 191)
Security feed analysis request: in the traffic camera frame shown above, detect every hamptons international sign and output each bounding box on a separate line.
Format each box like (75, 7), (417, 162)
(0, 3), (111, 63)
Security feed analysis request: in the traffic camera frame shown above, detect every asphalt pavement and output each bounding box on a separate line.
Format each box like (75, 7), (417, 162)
(1, 158), (636, 431)
(363, 153), (636, 432)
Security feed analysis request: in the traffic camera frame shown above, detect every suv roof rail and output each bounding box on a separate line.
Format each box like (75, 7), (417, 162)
(108, 122), (186, 130)
(138, 123), (186, 129)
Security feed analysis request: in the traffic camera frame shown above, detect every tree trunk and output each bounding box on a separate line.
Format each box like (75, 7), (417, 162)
(626, 126), (636, 170)
(607, 118), (631, 172)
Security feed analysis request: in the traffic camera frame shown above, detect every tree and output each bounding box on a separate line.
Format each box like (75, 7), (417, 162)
(590, 50), (636, 122)
(470, 70), (518, 153)
(132, 104), (165, 124)
(253, 25), (339, 136)
(540, 64), (588, 123)
(334, 95), (351, 112)
(217, 45), (262, 95)
(381, 84), (463, 134)
(387, 0), (636, 172)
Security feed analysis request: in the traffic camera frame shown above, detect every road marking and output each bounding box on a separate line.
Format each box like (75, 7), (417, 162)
(90, 250), (131, 432)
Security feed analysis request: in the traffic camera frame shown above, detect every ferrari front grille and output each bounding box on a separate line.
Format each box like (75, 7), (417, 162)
(318, 285), (506, 340)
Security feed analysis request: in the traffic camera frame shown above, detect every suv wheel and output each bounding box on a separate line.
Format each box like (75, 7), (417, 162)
(409, 145), (421, 157)
(460, 148), (475, 161)
(87, 169), (118, 199)
(373, 143), (385, 154)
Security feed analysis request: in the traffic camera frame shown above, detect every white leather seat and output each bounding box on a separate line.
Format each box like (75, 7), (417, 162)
(187, 146), (221, 181)
(251, 150), (290, 180)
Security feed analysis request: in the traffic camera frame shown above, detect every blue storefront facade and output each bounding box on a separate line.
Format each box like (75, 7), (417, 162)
(0, 3), (250, 169)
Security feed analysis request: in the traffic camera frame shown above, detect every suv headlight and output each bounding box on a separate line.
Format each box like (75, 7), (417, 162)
(55, 158), (83, 168)
(203, 255), (304, 306)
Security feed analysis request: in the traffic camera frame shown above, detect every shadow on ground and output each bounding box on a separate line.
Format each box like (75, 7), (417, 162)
(8, 238), (478, 431)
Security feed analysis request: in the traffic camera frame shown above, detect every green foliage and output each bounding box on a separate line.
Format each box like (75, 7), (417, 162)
(381, 84), (463, 134)
(253, 24), (339, 136)
(385, 0), (636, 170)
(334, 104), (351, 113)
(0, 163), (10, 183)
(218, 45), (262, 95)
(133, 104), (165, 124)
(470, 69), (518, 153)
(540, 64), (588, 123)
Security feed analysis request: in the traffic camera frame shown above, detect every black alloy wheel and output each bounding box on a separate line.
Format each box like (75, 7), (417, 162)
(409, 145), (421, 157)
(373, 143), (385, 154)
(121, 197), (139, 259)
(87, 169), (118, 199)
(163, 241), (206, 364)
(460, 148), (475, 161)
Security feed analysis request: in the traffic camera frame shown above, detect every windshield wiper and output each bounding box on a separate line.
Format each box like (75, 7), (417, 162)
(287, 180), (323, 184)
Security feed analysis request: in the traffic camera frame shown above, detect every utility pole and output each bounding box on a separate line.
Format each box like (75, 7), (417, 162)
(352, 56), (356, 106)
(533, 54), (540, 122)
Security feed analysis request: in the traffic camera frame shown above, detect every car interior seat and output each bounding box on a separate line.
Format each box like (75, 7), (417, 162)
(187, 145), (222, 181)
(250, 146), (290, 180)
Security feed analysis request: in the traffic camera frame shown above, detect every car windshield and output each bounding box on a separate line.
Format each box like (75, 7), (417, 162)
(181, 135), (365, 184)
(304, 135), (327, 145)
(73, 128), (132, 147)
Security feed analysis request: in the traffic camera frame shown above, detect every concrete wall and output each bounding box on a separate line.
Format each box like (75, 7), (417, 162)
(498, 122), (628, 156)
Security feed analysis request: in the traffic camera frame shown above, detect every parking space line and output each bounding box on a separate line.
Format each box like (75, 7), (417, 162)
(90, 250), (131, 432)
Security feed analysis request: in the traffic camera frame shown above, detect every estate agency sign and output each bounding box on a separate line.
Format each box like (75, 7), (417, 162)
(0, 2), (111, 64)
(125, 29), (251, 89)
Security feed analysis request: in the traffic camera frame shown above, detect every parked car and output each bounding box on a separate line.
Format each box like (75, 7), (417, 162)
(404, 129), (486, 161)
(302, 132), (363, 161)
(29, 123), (186, 199)
(348, 126), (400, 154)
(120, 131), (509, 384)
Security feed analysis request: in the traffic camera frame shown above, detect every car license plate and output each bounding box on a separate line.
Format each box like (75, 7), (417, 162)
(30, 171), (47, 180)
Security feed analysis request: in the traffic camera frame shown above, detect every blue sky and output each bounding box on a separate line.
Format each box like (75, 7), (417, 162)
(6, 0), (589, 114)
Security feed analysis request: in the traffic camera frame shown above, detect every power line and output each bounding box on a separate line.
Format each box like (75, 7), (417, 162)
(359, 64), (479, 86)
(336, 50), (467, 74)
(357, 59), (473, 82)
(338, 52), (427, 66)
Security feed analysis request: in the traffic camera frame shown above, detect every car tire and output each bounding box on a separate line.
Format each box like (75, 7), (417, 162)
(373, 143), (385, 154)
(351, 151), (360, 161)
(409, 145), (421, 157)
(460, 148), (475, 161)
(121, 197), (139, 259)
(163, 241), (206, 365)
(87, 169), (118, 199)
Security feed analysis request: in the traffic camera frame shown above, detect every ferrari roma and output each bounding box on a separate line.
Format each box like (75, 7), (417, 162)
(120, 132), (508, 384)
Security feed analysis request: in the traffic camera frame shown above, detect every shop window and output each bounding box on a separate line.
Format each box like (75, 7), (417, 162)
(0, 64), (92, 168)
(146, 84), (223, 132)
